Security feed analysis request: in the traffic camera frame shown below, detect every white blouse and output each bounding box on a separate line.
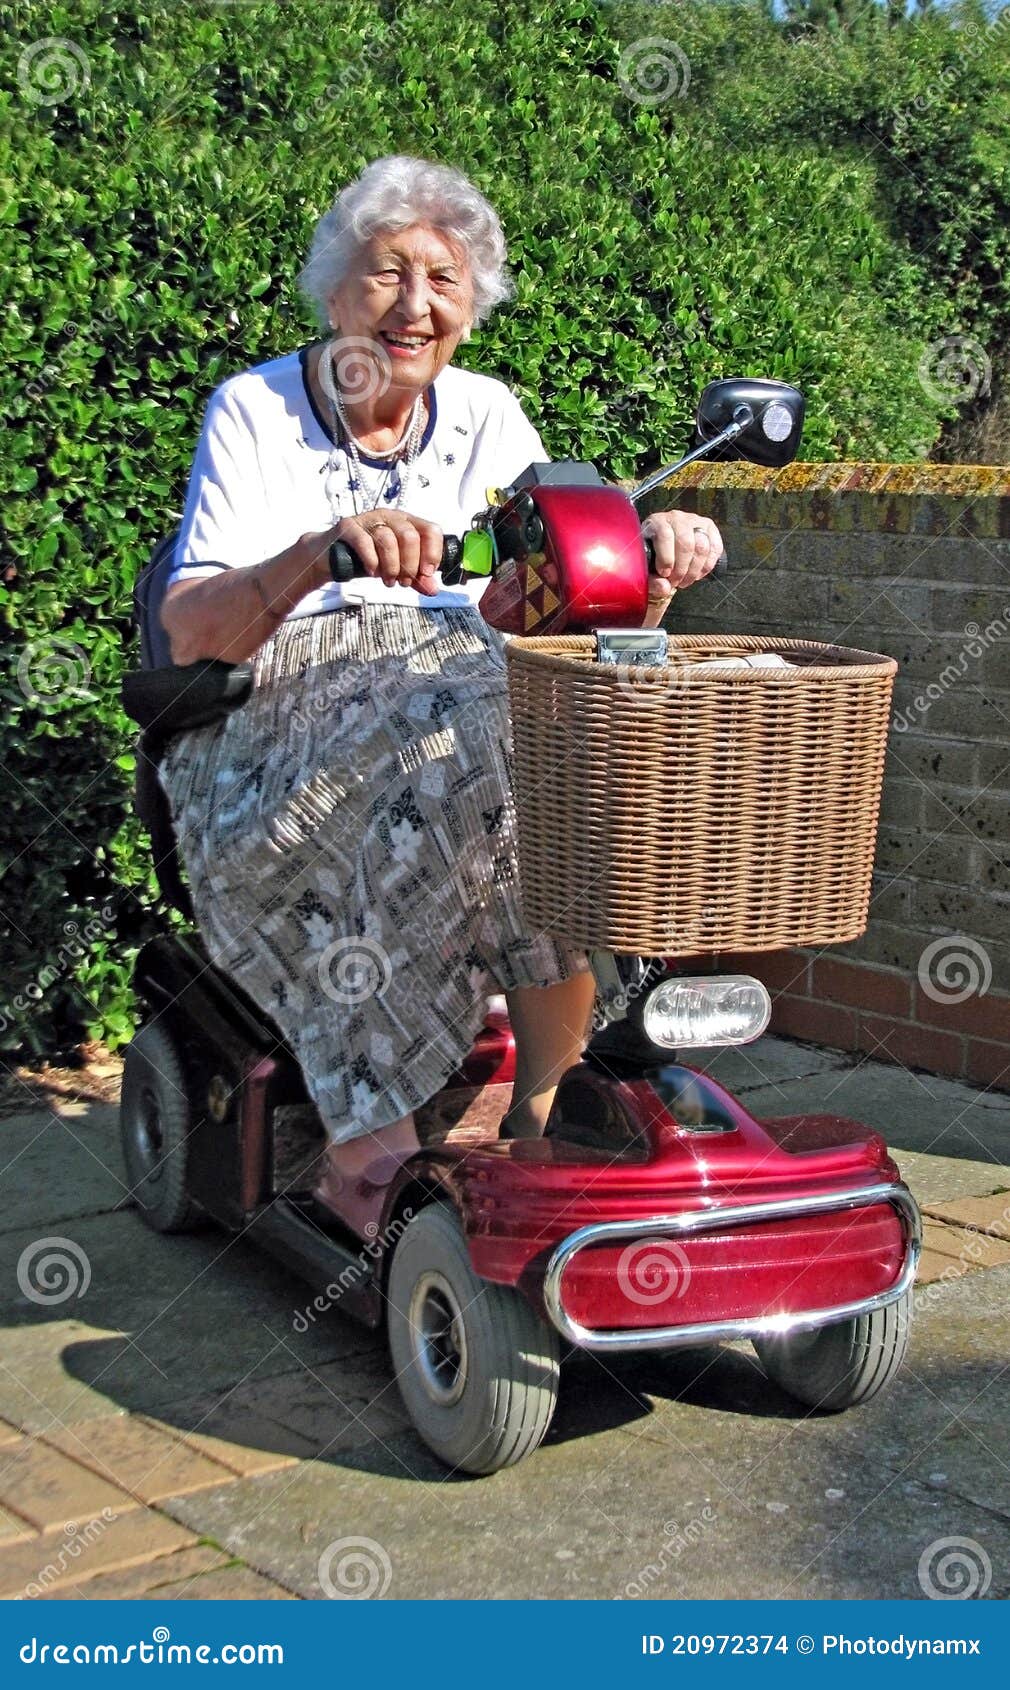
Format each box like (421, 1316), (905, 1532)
(169, 348), (548, 616)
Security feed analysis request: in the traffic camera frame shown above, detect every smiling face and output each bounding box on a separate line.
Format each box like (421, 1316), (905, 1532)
(327, 222), (475, 401)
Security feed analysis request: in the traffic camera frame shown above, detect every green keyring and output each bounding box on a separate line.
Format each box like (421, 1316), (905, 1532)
(462, 528), (495, 577)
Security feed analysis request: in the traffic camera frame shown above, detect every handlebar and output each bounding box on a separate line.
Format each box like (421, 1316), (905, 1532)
(328, 532), (728, 584)
(644, 536), (729, 581)
(328, 534), (464, 584)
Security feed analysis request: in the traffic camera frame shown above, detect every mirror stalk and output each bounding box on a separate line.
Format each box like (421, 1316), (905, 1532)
(630, 405), (754, 506)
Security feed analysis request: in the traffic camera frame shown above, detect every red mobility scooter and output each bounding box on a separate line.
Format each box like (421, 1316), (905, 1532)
(120, 378), (920, 1474)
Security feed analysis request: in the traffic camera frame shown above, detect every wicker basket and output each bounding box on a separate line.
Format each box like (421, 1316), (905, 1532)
(505, 634), (897, 955)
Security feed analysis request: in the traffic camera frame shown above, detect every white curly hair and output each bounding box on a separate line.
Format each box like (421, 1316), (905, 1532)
(299, 155), (513, 327)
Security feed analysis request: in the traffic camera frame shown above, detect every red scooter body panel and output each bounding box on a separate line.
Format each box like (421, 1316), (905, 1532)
(478, 484), (649, 635)
(388, 1062), (906, 1335)
(452, 1006), (516, 1087)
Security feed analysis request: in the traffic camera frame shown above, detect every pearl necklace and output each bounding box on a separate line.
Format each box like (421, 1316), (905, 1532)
(319, 343), (425, 520)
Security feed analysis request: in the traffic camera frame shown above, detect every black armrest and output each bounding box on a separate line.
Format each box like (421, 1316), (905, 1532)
(121, 660), (254, 737)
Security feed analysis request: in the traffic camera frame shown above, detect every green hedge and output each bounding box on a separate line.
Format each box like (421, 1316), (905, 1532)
(3, 0), (1009, 1057)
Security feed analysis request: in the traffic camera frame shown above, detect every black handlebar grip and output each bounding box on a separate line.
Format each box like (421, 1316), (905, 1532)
(328, 533), (463, 584)
(644, 536), (729, 581)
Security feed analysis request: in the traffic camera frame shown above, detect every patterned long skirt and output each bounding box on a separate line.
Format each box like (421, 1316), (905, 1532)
(160, 605), (586, 1144)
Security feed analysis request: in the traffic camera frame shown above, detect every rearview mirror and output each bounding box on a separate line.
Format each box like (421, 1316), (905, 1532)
(695, 378), (805, 468)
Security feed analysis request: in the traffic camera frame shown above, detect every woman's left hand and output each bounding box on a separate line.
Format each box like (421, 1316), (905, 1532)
(641, 510), (725, 627)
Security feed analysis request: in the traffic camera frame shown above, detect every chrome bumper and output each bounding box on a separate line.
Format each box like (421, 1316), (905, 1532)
(542, 1181), (921, 1353)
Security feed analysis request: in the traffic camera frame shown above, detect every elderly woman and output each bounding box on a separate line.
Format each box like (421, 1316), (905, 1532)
(160, 155), (723, 1233)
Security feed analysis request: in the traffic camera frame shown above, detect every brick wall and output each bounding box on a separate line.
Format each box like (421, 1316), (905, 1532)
(655, 462), (1010, 1091)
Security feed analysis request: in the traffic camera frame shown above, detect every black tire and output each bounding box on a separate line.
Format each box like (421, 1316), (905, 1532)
(753, 1289), (912, 1412)
(387, 1203), (560, 1475)
(120, 1021), (200, 1234)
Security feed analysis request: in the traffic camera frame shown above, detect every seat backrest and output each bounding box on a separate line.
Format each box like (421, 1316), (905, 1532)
(124, 535), (252, 921)
(134, 531), (230, 669)
(133, 530), (181, 669)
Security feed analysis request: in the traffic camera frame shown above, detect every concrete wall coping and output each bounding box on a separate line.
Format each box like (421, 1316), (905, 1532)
(661, 461), (1010, 498)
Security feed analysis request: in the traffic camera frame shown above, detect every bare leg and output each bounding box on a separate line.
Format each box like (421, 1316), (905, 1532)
(314, 1114), (419, 1237)
(502, 971), (597, 1139)
(324, 1114), (419, 1178)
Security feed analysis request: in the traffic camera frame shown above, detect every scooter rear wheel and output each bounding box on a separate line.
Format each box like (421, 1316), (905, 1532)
(752, 1289), (912, 1412)
(387, 1202), (560, 1475)
(120, 1021), (200, 1234)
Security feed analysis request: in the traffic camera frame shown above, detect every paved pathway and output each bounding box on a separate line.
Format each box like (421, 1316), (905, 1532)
(0, 1038), (1008, 1600)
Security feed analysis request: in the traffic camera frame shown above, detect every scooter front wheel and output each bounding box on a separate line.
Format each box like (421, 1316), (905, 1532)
(752, 1289), (912, 1413)
(387, 1203), (560, 1475)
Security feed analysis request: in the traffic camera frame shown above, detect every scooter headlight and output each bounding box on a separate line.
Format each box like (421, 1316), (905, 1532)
(641, 976), (771, 1049)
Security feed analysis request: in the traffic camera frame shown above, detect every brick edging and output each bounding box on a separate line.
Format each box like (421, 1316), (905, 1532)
(723, 951), (1010, 1093)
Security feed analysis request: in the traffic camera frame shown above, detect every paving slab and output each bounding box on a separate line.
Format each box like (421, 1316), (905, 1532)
(886, 1261), (1010, 1525)
(0, 1103), (128, 1233)
(0, 1435), (137, 1532)
(31, 1543), (232, 1600)
(892, 1148), (1010, 1205)
(142, 1406), (319, 1476)
(691, 1035), (849, 1096)
(41, 1415), (238, 1504)
(0, 1322), (145, 1433)
(159, 1404), (1010, 1601)
(234, 1357), (411, 1457)
(0, 1207), (392, 1431)
(0, 1503), (35, 1545)
(920, 1221), (1010, 1271)
(154, 1252), (1010, 1602)
(923, 1192), (1010, 1237)
(156, 1565), (295, 1599)
(738, 1055), (1010, 1166)
(3, 1050), (1008, 1602)
(915, 1247), (973, 1286)
(0, 1505), (197, 1600)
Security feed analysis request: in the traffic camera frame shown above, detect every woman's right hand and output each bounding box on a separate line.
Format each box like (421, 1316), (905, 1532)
(330, 510), (444, 596)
